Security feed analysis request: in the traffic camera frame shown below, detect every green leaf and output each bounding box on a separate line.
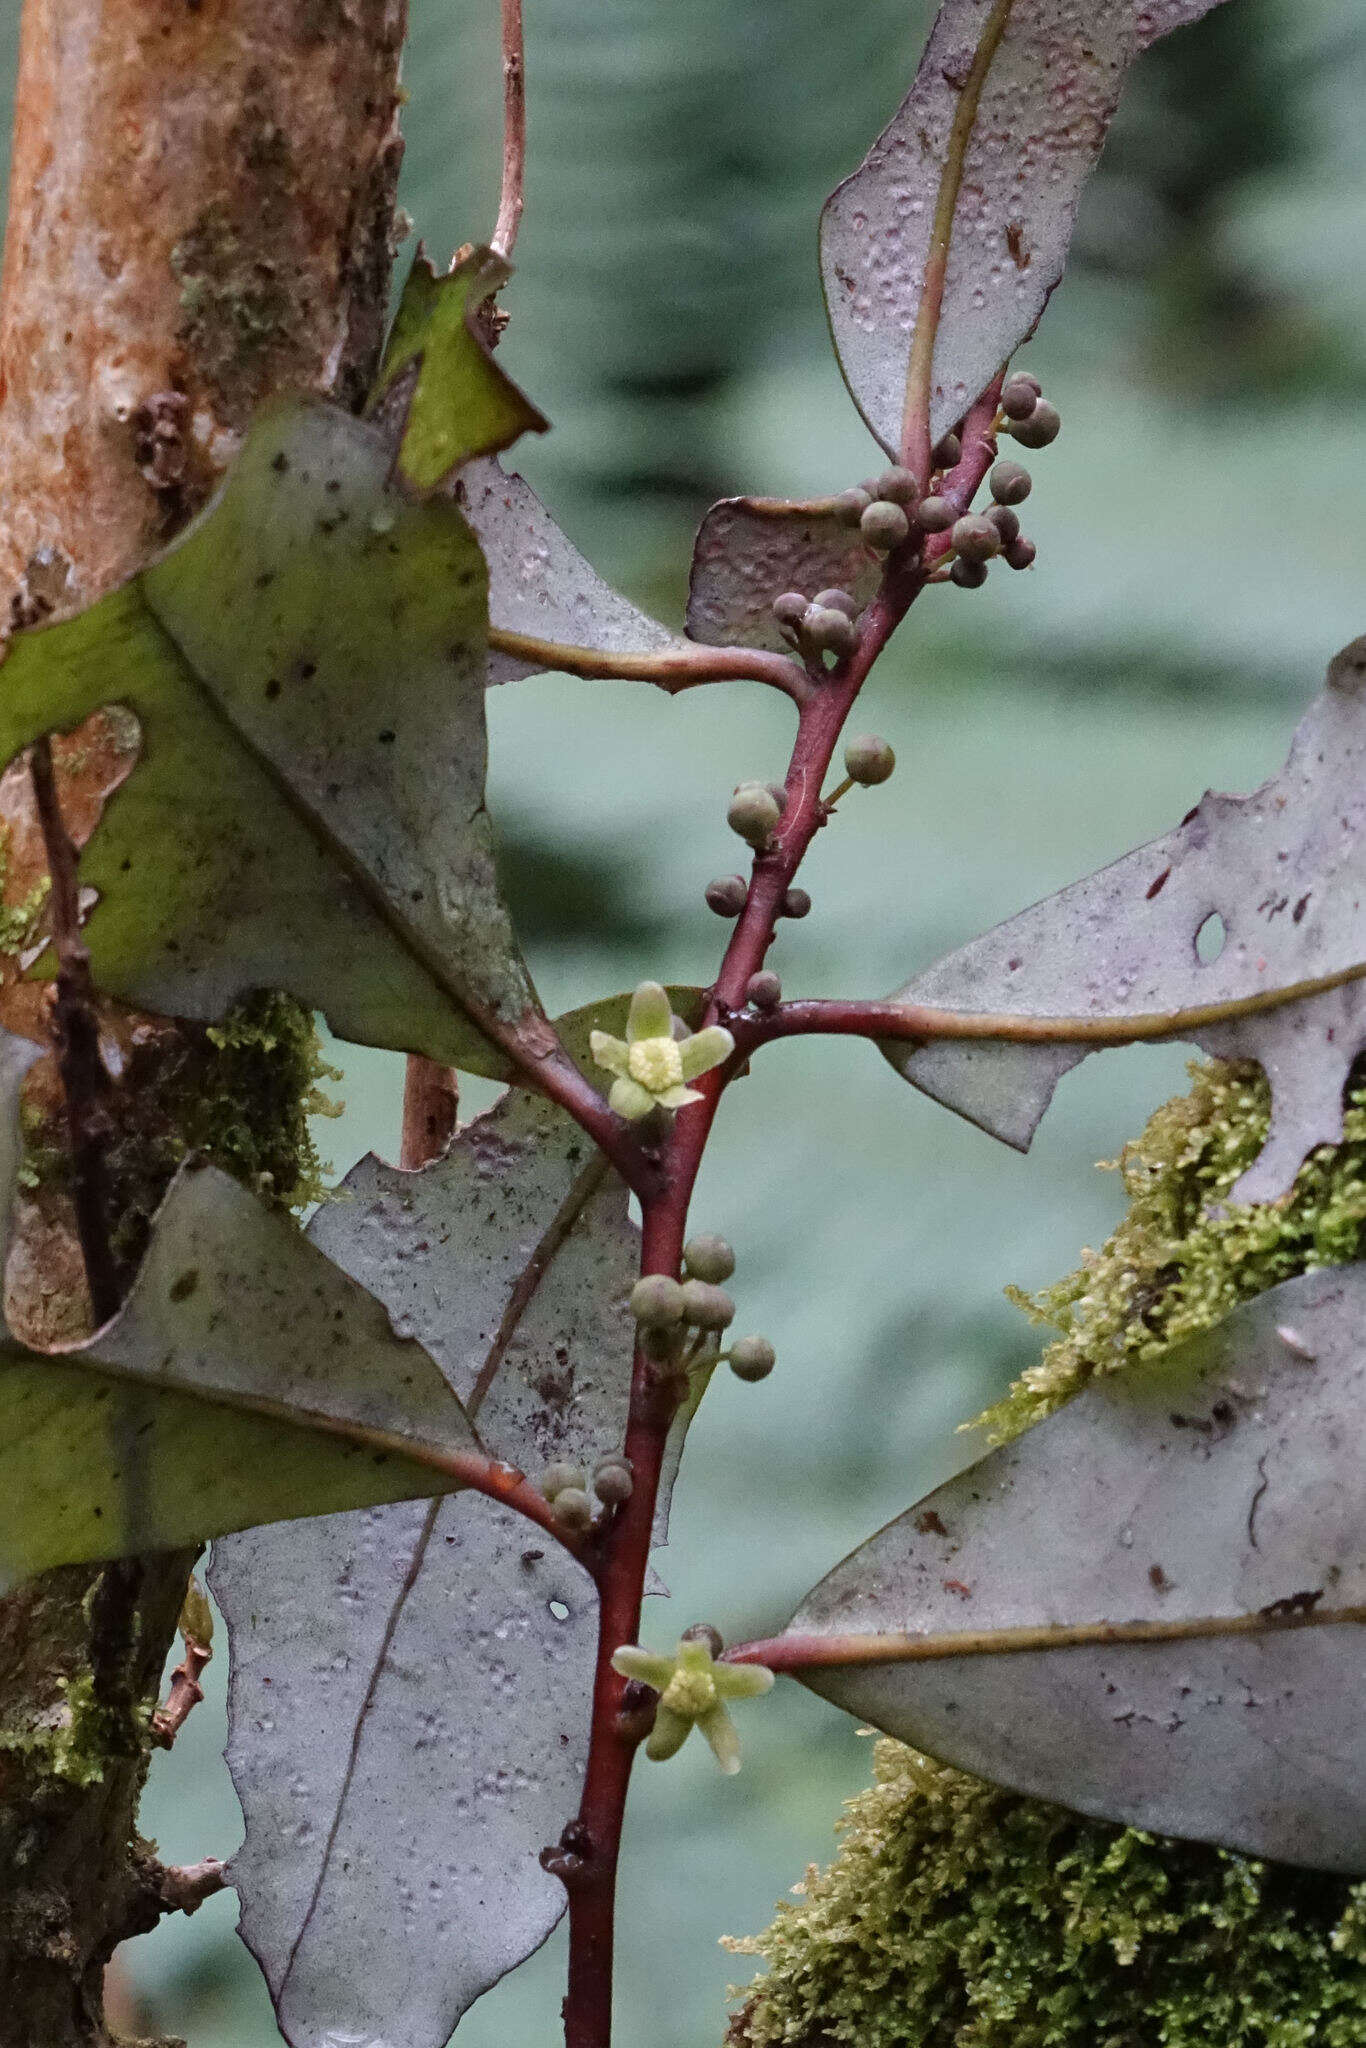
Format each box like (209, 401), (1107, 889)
(4, 399), (537, 1076)
(780, 1263), (1366, 1870)
(370, 247), (547, 492)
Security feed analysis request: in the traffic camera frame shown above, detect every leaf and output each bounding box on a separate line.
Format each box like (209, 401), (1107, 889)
(781, 1263), (1366, 1870)
(821, 0), (1234, 455)
(685, 498), (880, 654)
(369, 247), (548, 493)
(212, 994), (704, 2048)
(0, 1160), (484, 1587)
(883, 644), (1366, 1204)
(3, 399), (536, 1076)
(458, 457), (689, 685)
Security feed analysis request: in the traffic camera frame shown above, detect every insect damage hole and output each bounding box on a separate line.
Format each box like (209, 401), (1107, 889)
(548, 1599), (570, 1623)
(1194, 911), (1227, 964)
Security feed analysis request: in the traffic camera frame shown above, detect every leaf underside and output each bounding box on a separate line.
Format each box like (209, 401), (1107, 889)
(685, 498), (881, 654)
(885, 643), (1366, 1205)
(787, 1262), (1366, 1870)
(820, 0), (1234, 454)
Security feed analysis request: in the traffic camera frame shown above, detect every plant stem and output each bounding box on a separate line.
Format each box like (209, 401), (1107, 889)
(491, 0), (526, 260)
(488, 625), (811, 703)
(401, 1056), (459, 1168)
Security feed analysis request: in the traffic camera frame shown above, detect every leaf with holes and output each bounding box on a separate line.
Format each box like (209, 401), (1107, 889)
(368, 246), (548, 493)
(212, 993), (704, 2048)
(777, 1261), (1366, 1870)
(883, 643), (1366, 1204)
(2, 398), (538, 1076)
(822, 0), (1234, 455)
(685, 498), (880, 655)
(458, 457), (691, 686)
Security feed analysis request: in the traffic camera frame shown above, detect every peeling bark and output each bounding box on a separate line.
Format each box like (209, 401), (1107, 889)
(0, 3), (409, 2040)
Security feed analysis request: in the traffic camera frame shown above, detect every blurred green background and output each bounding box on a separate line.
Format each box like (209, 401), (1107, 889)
(3, 1), (1366, 2042)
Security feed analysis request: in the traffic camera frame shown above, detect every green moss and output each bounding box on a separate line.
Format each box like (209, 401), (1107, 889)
(726, 1743), (1366, 2047)
(985, 1055), (1366, 1442)
(0, 1673), (123, 1790)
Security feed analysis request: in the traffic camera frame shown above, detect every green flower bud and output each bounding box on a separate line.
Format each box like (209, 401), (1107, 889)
(539, 1460), (589, 1501)
(933, 431), (962, 469)
(781, 886), (812, 920)
(951, 515), (1001, 564)
(859, 500), (911, 552)
(551, 1486), (595, 1533)
(989, 459), (1032, 506)
(873, 466), (920, 505)
(986, 504), (1020, 545)
(746, 970), (782, 1011)
(917, 494), (955, 533)
(728, 782), (783, 848)
(843, 733), (896, 786)
(771, 591), (809, 627)
(1004, 535), (1038, 571)
(804, 606), (859, 658)
(729, 1334), (776, 1383)
(680, 1622), (725, 1658)
(812, 588), (859, 618)
(630, 1273), (686, 1326)
(683, 1233), (736, 1283)
(951, 556), (989, 589)
(1008, 398), (1060, 449)
(705, 874), (749, 917)
(592, 1459), (635, 1506)
(680, 1279), (736, 1330)
(831, 487), (872, 528)
(1000, 372), (1041, 420)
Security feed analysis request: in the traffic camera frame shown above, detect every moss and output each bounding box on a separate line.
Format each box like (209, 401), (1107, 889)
(0, 1674), (124, 1791)
(984, 1054), (1366, 1442)
(726, 1743), (1366, 2047)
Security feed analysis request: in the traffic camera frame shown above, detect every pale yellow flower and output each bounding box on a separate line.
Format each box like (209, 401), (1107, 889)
(611, 1634), (774, 1774)
(590, 983), (734, 1121)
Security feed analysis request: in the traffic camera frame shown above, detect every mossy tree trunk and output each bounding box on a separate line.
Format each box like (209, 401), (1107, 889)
(0, 5), (407, 2040)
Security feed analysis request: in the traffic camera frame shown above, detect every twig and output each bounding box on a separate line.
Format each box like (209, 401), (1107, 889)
(491, 0), (526, 260)
(154, 1857), (228, 1917)
(401, 1056), (459, 1169)
(151, 1635), (212, 1750)
(29, 737), (122, 1325)
(488, 626), (812, 704)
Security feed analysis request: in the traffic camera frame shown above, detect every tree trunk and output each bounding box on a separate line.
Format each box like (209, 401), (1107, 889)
(0, 5), (407, 2040)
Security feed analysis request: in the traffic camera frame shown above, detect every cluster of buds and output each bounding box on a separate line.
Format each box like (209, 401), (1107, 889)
(538, 1454), (637, 1534)
(629, 1235), (777, 1387)
(773, 585), (863, 665)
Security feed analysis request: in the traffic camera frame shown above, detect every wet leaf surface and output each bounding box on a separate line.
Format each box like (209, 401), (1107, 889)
(885, 644), (1366, 1203)
(786, 1262), (1366, 1870)
(822, 0), (1232, 453)
(685, 498), (879, 654)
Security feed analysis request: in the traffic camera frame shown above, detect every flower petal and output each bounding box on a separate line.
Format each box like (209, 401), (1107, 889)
(611, 1646), (675, 1689)
(715, 1661), (776, 1701)
(678, 1024), (735, 1082)
(626, 981), (674, 1044)
(609, 1075), (658, 1121)
(589, 1030), (630, 1078)
(655, 1084), (703, 1111)
(645, 1705), (693, 1762)
(698, 1703), (742, 1775)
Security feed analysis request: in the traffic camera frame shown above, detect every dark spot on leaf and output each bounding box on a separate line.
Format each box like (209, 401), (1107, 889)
(1148, 1563), (1170, 1592)
(168, 1268), (199, 1302)
(264, 679), (281, 700)
(377, 730), (396, 745)
(915, 1510), (948, 1536)
(1260, 1588), (1323, 1619)
(1146, 867), (1171, 899)
(1294, 894), (1311, 923)
(271, 452), (289, 474)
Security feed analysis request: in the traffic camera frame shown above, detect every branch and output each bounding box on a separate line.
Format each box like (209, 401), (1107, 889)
(900, 0), (1014, 477)
(401, 1056), (459, 1169)
(488, 625), (812, 704)
(732, 960), (1366, 1054)
(490, 0), (526, 260)
(151, 1634), (211, 1750)
(29, 737), (122, 1325)
(153, 1856), (228, 1918)
(724, 1600), (1366, 1675)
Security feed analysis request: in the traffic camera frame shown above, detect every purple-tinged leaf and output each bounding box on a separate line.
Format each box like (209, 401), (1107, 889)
(780, 1262), (1366, 1871)
(884, 641), (1366, 1204)
(685, 499), (879, 654)
(821, 0), (1235, 455)
(458, 457), (687, 685)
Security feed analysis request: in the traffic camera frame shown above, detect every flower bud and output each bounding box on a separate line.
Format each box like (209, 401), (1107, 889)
(859, 500), (911, 552)
(933, 431), (962, 469)
(873, 466), (920, 505)
(781, 886), (812, 919)
(1004, 536), (1037, 571)
(551, 1486), (595, 1534)
(917, 494), (955, 533)
(728, 1335), (776, 1383)
(705, 874), (749, 917)
(985, 504), (1020, 545)
(727, 783), (783, 848)
(680, 1622), (725, 1658)
(592, 1459), (635, 1506)
(1000, 373), (1040, 420)
(1008, 398), (1060, 449)
(680, 1279), (736, 1330)
(804, 606), (859, 658)
(831, 487), (872, 528)
(630, 1274), (686, 1326)
(844, 733), (896, 786)
(765, 781), (789, 814)
(951, 557), (989, 589)
(746, 970), (782, 1011)
(951, 515), (1001, 564)
(989, 459), (1032, 506)
(683, 1233), (736, 1283)
(812, 588), (859, 619)
(539, 1460), (588, 1502)
(771, 591), (809, 627)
